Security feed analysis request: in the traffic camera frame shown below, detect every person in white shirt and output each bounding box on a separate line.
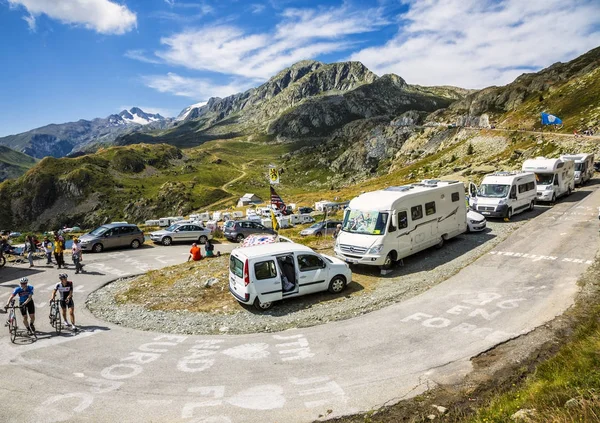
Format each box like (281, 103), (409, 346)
(42, 236), (53, 264)
(71, 238), (84, 274)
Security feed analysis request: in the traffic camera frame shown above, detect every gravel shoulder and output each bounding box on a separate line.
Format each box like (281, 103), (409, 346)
(86, 210), (543, 335)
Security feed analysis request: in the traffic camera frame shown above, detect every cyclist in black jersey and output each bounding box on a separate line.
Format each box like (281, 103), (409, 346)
(50, 273), (77, 330)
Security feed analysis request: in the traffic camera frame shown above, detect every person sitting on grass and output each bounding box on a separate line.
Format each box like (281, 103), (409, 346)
(205, 239), (215, 257)
(188, 243), (202, 262)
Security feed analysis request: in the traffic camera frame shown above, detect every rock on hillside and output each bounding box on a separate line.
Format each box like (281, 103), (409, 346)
(0, 108), (172, 159)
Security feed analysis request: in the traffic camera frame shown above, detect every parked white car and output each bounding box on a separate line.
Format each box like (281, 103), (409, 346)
(466, 209), (486, 232)
(229, 243), (351, 311)
(150, 223), (212, 246)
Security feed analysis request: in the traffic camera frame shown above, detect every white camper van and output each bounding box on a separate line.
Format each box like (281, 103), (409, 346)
(560, 154), (594, 185)
(289, 214), (315, 225)
(334, 180), (467, 269)
(469, 171), (537, 219)
(229, 243), (351, 311)
(158, 217), (176, 227)
(522, 157), (575, 202)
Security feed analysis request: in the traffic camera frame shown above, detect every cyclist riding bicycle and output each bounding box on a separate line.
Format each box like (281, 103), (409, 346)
(5, 277), (36, 333)
(50, 273), (77, 330)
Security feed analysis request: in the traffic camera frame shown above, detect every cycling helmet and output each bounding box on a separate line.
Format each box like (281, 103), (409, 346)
(19, 277), (28, 284)
(58, 273), (68, 279)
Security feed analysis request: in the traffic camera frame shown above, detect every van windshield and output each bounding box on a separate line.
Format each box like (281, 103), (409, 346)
(574, 163), (583, 171)
(478, 184), (510, 198)
(342, 210), (388, 235)
(89, 226), (109, 236)
(534, 173), (554, 185)
(230, 255), (244, 278)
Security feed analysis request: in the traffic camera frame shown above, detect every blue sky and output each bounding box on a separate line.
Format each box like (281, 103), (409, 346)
(0, 0), (599, 137)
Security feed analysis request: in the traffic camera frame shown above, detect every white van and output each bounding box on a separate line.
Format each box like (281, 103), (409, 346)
(334, 180), (467, 270)
(198, 212), (210, 221)
(229, 243), (352, 310)
(522, 157), (575, 202)
(468, 171), (537, 219)
(212, 211), (222, 221)
(560, 154), (594, 185)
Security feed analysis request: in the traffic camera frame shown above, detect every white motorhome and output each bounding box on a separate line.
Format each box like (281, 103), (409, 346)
(232, 211), (244, 219)
(198, 212), (210, 221)
(334, 180), (467, 269)
(560, 154), (594, 185)
(522, 157), (575, 202)
(229, 243), (351, 311)
(144, 219), (160, 226)
(289, 214), (315, 225)
(158, 217), (177, 227)
(212, 211), (223, 221)
(468, 171), (537, 219)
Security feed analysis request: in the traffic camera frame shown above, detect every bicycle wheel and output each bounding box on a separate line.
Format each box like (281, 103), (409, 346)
(9, 315), (17, 343)
(51, 303), (62, 334)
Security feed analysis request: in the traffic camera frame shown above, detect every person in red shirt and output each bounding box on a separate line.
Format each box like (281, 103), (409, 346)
(188, 243), (202, 261)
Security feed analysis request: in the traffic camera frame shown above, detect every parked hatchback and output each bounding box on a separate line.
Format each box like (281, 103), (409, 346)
(299, 220), (342, 237)
(150, 223), (213, 246)
(224, 220), (276, 242)
(79, 223), (144, 253)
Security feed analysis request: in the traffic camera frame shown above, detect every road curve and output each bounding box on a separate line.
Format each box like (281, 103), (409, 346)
(1, 187), (599, 423)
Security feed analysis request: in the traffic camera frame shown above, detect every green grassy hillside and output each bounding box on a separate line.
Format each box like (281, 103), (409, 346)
(0, 145), (37, 181)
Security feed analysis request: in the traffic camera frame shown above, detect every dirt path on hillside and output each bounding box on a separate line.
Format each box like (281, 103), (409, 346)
(203, 159), (257, 211)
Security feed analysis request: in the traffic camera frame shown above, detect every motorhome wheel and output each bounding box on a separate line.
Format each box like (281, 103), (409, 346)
(506, 208), (513, 220)
(529, 201), (535, 211)
(436, 237), (445, 249)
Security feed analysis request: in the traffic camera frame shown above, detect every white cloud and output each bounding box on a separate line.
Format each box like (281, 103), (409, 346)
(250, 4), (266, 14)
(124, 49), (162, 65)
(142, 72), (254, 100)
(22, 12), (35, 32)
(152, 6), (388, 80)
(8, 0), (137, 35)
(350, 0), (600, 88)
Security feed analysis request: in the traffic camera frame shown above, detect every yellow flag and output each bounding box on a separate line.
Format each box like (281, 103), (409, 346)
(270, 209), (280, 231)
(269, 168), (279, 184)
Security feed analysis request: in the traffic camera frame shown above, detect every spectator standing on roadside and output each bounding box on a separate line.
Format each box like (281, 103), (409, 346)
(71, 238), (84, 274)
(188, 243), (202, 261)
(54, 233), (65, 269)
(24, 235), (35, 267)
(42, 236), (53, 264)
(332, 223), (342, 239)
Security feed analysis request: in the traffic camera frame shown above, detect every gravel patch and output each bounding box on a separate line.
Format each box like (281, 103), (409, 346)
(87, 211), (539, 335)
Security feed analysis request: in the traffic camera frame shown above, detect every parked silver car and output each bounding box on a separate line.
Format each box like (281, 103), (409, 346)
(150, 223), (213, 246)
(79, 223), (144, 253)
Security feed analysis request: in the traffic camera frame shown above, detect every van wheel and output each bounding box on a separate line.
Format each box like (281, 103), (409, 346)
(254, 298), (273, 311)
(162, 237), (172, 246)
(505, 208), (513, 220)
(567, 187), (572, 196)
(382, 252), (396, 270)
(551, 194), (556, 204)
(436, 236), (445, 249)
(328, 276), (346, 293)
(529, 201), (535, 211)
(130, 239), (141, 249)
(198, 236), (208, 244)
(92, 243), (103, 253)
(236, 234), (244, 243)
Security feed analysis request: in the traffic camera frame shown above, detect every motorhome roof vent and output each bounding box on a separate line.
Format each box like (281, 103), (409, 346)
(384, 185), (414, 192)
(421, 179), (440, 185)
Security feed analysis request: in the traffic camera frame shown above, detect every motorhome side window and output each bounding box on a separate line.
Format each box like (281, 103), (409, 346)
(398, 211), (408, 229)
(297, 255), (325, 271)
(425, 201), (436, 216)
(411, 205), (423, 221)
(254, 260), (277, 280)
(451, 192), (460, 202)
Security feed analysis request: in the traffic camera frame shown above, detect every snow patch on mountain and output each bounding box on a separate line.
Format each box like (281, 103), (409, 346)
(176, 102), (208, 121)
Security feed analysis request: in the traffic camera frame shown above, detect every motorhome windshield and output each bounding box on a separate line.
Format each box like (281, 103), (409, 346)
(342, 209), (388, 235)
(479, 184), (510, 198)
(574, 163), (583, 171)
(535, 173), (554, 185)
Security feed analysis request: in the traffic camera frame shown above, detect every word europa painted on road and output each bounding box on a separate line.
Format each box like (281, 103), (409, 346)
(490, 250), (593, 265)
(34, 334), (187, 421)
(400, 291), (538, 342)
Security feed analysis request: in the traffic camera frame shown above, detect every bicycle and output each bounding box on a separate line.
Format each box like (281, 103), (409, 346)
(49, 299), (62, 334)
(4, 301), (36, 342)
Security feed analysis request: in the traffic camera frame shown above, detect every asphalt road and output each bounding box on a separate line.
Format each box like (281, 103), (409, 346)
(1, 187), (599, 423)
